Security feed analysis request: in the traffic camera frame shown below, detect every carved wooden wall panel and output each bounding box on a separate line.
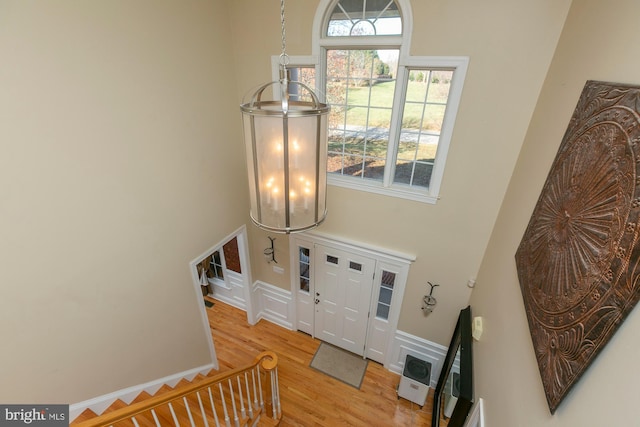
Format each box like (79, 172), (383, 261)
(515, 80), (640, 413)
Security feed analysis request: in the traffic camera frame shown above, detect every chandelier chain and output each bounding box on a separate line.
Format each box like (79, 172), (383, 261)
(280, 0), (287, 58)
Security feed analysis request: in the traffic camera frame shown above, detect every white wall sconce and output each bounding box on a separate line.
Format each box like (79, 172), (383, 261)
(422, 282), (439, 314)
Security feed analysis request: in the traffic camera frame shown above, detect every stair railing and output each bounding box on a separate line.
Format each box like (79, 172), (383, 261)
(73, 351), (281, 427)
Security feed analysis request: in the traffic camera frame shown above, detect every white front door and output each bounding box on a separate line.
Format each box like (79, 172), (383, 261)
(313, 245), (375, 356)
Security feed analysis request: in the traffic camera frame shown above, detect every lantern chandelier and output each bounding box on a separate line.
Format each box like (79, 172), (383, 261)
(240, 0), (330, 234)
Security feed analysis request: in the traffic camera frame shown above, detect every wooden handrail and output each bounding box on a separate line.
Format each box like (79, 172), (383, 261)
(74, 351), (279, 427)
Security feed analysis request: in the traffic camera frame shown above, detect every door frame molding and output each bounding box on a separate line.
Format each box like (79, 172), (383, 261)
(189, 225), (254, 368)
(289, 231), (415, 365)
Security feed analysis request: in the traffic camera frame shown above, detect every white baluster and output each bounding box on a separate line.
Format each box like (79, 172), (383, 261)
(251, 369), (260, 411)
(207, 387), (221, 427)
(151, 409), (161, 427)
(183, 396), (196, 427)
(274, 366), (282, 418)
(256, 367), (264, 411)
(168, 402), (180, 427)
(196, 391), (209, 427)
(236, 376), (246, 419)
(270, 370), (277, 419)
(217, 383), (231, 427)
(132, 416), (140, 427)
(244, 372), (254, 419)
(227, 379), (239, 427)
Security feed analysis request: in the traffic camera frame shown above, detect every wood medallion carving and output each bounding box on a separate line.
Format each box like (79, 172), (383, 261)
(515, 80), (640, 413)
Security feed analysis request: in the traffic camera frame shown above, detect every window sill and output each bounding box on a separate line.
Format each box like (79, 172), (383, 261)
(207, 277), (231, 290)
(328, 175), (439, 204)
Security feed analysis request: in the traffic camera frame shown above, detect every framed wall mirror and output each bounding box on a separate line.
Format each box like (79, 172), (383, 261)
(432, 305), (474, 427)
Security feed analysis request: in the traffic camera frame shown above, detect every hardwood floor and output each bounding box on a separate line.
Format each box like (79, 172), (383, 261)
(206, 297), (442, 426)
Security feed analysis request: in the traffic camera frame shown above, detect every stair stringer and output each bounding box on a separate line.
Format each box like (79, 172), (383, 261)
(69, 362), (216, 423)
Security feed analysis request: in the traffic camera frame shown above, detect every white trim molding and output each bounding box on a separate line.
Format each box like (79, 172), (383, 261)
(389, 329), (448, 389)
(464, 398), (485, 427)
(69, 362), (216, 422)
(250, 281), (295, 330)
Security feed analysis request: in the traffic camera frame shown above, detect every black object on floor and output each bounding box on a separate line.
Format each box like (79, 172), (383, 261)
(204, 300), (214, 308)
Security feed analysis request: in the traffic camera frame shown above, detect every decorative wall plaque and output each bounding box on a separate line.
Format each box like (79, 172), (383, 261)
(515, 80), (640, 413)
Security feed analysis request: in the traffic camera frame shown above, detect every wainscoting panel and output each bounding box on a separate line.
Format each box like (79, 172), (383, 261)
(251, 281), (295, 330)
(209, 271), (246, 311)
(389, 330), (448, 388)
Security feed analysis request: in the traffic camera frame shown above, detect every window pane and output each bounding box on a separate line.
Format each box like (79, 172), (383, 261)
(379, 287), (392, 305)
(299, 247), (311, 293)
(363, 155), (385, 180)
(376, 303), (390, 319)
(214, 265), (224, 279)
(287, 67), (316, 103)
(300, 263), (310, 279)
(412, 161), (434, 188)
(343, 155), (364, 177)
(327, 255), (339, 264)
(300, 278), (310, 293)
(300, 247), (310, 262)
(327, 0), (402, 37)
(210, 251), (224, 280)
(349, 261), (362, 271)
(393, 67), (454, 189)
(381, 271), (396, 288)
(427, 71), (453, 103)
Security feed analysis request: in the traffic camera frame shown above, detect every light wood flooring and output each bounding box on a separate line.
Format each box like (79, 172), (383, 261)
(206, 297), (444, 426)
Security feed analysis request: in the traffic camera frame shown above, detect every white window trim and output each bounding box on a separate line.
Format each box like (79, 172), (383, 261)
(272, 1), (468, 204)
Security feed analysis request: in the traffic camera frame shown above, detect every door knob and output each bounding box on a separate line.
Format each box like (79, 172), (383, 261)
(316, 292), (320, 296)
(315, 298), (320, 304)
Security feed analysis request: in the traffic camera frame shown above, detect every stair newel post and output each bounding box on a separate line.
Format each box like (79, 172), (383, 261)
(254, 351), (279, 421)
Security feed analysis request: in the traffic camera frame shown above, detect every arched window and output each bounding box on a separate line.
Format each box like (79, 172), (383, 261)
(277, 0), (468, 203)
(326, 0), (402, 36)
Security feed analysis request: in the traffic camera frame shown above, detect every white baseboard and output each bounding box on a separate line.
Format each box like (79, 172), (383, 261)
(246, 281), (448, 389)
(69, 362), (216, 422)
(251, 281), (294, 330)
(388, 330), (448, 389)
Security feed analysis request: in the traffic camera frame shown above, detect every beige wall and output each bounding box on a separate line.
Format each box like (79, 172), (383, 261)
(230, 0), (570, 345)
(0, 1), (248, 402)
(470, 0), (640, 425)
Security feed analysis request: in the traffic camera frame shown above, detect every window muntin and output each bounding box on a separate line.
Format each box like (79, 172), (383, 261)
(210, 251), (224, 280)
(285, 0), (468, 203)
(327, 0), (401, 37)
(394, 68), (454, 189)
(376, 270), (396, 319)
(299, 246), (311, 293)
(326, 48), (399, 181)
